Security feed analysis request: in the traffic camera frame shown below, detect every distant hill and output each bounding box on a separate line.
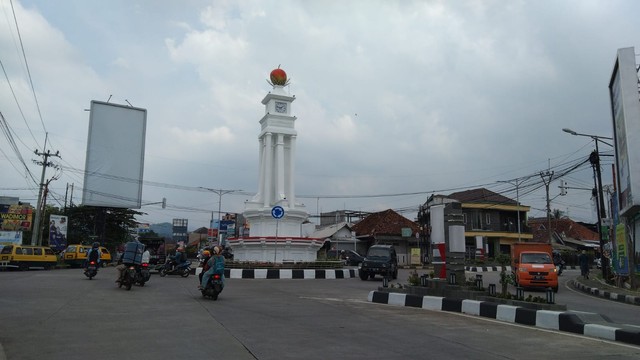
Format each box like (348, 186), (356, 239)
(150, 222), (172, 238)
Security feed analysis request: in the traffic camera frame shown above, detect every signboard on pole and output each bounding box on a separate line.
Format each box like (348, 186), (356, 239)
(271, 206), (284, 219)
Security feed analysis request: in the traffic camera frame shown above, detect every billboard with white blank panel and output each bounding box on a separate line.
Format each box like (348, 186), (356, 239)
(81, 101), (146, 209)
(609, 47), (640, 217)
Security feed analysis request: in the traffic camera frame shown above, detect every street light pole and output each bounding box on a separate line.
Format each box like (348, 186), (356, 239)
(562, 128), (613, 279)
(200, 187), (240, 246)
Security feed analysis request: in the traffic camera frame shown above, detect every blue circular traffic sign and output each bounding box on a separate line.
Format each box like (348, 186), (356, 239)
(271, 206), (285, 219)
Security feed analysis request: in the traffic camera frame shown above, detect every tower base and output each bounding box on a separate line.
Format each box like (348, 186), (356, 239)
(227, 237), (323, 263)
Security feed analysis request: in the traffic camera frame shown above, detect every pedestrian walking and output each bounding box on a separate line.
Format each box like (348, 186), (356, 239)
(578, 250), (589, 279)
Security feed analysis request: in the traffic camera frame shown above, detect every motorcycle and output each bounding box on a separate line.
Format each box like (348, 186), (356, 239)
(135, 263), (151, 286)
(84, 261), (98, 280)
(118, 265), (137, 291)
(158, 260), (191, 278)
(201, 273), (224, 300)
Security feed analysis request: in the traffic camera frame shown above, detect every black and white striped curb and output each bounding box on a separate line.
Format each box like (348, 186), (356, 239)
(368, 291), (640, 346)
(572, 280), (640, 306)
(192, 267), (358, 279)
(465, 266), (512, 272)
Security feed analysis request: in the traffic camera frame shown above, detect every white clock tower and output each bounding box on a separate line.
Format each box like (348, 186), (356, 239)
(228, 68), (322, 262)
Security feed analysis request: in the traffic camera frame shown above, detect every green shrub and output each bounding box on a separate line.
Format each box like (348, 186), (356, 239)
(407, 270), (420, 286)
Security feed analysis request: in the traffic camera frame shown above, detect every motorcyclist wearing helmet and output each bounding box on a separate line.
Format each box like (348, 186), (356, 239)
(85, 242), (101, 269)
(198, 246), (224, 290)
(170, 247), (186, 271)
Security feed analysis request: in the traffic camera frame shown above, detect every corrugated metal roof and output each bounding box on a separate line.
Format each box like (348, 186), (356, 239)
(310, 222), (352, 239)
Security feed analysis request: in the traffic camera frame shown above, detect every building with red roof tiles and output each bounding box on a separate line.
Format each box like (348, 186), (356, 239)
(352, 209), (420, 266)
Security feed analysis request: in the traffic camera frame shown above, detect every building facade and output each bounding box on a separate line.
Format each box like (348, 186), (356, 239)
(419, 188), (532, 260)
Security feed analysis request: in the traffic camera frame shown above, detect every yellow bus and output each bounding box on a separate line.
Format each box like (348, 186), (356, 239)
(0, 245), (57, 270)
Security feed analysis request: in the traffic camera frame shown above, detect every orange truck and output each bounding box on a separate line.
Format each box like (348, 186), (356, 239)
(511, 243), (558, 292)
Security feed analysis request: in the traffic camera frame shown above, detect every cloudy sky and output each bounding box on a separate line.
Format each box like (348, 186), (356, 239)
(1, 0), (636, 231)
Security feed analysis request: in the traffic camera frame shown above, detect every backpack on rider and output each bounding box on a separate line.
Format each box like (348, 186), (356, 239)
(87, 242), (101, 265)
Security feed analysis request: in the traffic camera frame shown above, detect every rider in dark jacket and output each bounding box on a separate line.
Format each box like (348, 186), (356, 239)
(170, 247), (186, 271)
(85, 242), (101, 268)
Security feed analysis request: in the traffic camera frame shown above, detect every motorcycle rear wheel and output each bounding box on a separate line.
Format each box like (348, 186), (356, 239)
(181, 270), (190, 278)
(159, 269), (167, 277)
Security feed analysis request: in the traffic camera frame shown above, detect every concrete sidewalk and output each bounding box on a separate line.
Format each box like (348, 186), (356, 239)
(572, 275), (640, 306)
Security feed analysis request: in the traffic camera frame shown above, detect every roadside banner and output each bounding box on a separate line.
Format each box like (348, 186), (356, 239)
(0, 231), (22, 245)
(49, 215), (68, 252)
(613, 223), (630, 276)
(410, 248), (421, 265)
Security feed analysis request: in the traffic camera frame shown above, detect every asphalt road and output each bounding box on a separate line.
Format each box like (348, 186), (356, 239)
(0, 267), (639, 360)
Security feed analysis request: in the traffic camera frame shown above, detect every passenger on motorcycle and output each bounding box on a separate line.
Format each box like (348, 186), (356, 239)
(198, 249), (212, 283)
(198, 246), (224, 290)
(142, 248), (151, 264)
(115, 252), (126, 283)
(85, 242), (101, 268)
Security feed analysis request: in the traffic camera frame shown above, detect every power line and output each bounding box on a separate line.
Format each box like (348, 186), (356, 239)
(8, 0), (48, 142)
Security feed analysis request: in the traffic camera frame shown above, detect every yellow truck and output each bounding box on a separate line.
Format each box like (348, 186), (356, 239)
(511, 243), (558, 292)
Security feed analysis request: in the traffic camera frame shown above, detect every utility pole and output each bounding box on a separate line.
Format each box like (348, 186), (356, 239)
(562, 128), (613, 279)
(31, 149), (61, 246)
(540, 171), (554, 243)
(590, 149), (610, 279)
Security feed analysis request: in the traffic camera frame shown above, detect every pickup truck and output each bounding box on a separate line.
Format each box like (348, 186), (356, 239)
(511, 243), (558, 292)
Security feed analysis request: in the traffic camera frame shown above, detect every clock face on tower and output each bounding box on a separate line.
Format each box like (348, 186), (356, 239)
(275, 101), (287, 113)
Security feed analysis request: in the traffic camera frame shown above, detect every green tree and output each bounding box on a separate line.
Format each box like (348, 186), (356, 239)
(64, 205), (142, 251)
(496, 253), (513, 296)
(552, 209), (564, 219)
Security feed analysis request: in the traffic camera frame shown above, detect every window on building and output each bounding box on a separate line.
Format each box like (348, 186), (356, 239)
(472, 211), (482, 229)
